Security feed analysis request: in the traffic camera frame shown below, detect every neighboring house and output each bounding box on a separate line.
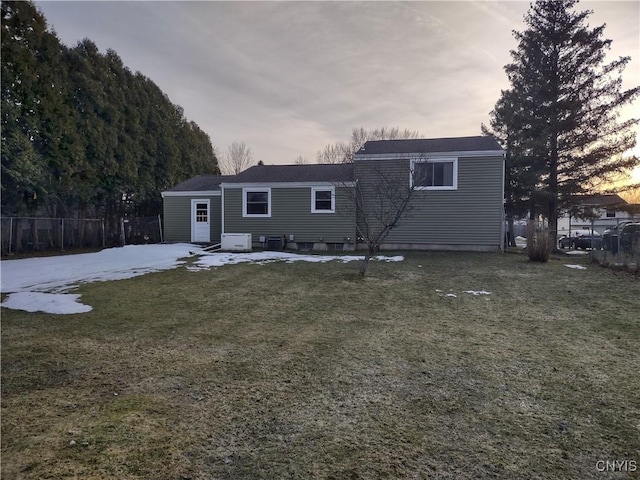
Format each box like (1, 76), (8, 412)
(353, 136), (505, 251)
(161, 135), (506, 251)
(557, 194), (639, 236)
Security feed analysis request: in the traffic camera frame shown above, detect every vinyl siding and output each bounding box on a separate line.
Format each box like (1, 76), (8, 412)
(163, 195), (222, 243)
(223, 186), (356, 243)
(354, 156), (504, 248)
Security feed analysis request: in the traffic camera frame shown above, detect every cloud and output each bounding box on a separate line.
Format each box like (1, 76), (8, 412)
(35, 0), (639, 165)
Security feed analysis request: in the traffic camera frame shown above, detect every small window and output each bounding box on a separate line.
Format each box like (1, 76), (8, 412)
(411, 158), (457, 190)
(311, 187), (335, 213)
(195, 203), (208, 222)
(243, 188), (271, 217)
(606, 208), (616, 218)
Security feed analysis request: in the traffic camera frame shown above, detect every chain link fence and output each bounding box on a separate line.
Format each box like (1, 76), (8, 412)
(1, 215), (163, 256)
(121, 216), (163, 245)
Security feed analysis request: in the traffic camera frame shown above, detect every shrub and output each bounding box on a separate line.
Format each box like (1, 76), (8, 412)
(526, 221), (553, 262)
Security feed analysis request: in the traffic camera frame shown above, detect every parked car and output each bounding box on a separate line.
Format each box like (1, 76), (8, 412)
(602, 221), (634, 253)
(620, 223), (640, 254)
(558, 236), (574, 249)
(574, 233), (602, 250)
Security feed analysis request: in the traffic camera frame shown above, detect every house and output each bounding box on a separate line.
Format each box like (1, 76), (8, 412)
(557, 194), (639, 236)
(161, 135), (506, 251)
(161, 175), (234, 243)
(220, 163), (356, 251)
(354, 136), (505, 251)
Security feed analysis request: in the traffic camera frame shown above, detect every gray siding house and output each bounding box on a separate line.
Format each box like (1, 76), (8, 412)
(222, 163), (356, 251)
(161, 175), (233, 243)
(161, 136), (505, 251)
(354, 136), (505, 251)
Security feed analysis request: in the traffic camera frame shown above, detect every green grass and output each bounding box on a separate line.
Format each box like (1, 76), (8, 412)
(2, 252), (639, 479)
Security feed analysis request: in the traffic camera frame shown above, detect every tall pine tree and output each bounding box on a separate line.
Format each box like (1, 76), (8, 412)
(485, 0), (639, 242)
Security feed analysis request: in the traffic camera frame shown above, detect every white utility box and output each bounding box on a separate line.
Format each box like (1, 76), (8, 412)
(221, 233), (252, 252)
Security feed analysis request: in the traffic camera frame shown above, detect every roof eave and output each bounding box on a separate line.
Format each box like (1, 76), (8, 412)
(354, 150), (505, 160)
(220, 181), (356, 188)
(161, 190), (222, 198)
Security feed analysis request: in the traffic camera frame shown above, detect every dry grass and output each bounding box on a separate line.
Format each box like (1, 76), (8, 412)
(2, 252), (639, 479)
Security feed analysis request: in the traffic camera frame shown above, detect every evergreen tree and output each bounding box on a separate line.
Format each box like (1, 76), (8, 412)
(2, 0), (219, 222)
(485, 0), (639, 241)
(1, 0), (64, 213)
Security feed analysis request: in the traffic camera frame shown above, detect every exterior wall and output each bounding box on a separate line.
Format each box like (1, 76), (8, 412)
(163, 195), (222, 243)
(223, 186), (356, 245)
(354, 156), (504, 250)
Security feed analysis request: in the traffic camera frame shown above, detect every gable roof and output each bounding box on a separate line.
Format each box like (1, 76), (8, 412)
(356, 136), (503, 155)
(165, 174), (233, 192)
(224, 163), (354, 184)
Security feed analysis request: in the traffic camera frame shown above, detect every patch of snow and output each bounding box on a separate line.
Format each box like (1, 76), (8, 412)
(564, 250), (589, 255)
(1, 243), (193, 294)
(437, 289), (492, 298)
(564, 264), (587, 270)
(1, 243), (194, 314)
(1, 245), (404, 314)
(1, 292), (92, 314)
(194, 251), (403, 268)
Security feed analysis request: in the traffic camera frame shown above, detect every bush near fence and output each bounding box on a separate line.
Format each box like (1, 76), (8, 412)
(1, 216), (163, 256)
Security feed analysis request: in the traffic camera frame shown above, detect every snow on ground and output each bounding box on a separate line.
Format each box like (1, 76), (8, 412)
(1, 244), (195, 294)
(564, 264), (588, 270)
(0, 245), (403, 314)
(1, 243), (195, 314)
(564, 250), (589, 255)
(436, 289), (491, 299)
(1, 292), (92, 314)
(191, 250), (403, 269)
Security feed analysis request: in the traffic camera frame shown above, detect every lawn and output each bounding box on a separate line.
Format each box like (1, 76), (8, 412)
(1, 251), (639, 479)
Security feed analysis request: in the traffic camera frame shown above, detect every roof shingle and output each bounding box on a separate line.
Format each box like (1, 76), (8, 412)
(356, 136), (503, 155)
(165, 175), (233, 192)
(224, 163), (354, 184)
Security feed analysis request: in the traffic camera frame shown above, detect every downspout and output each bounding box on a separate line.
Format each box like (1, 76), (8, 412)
(221, 184), (225, 235)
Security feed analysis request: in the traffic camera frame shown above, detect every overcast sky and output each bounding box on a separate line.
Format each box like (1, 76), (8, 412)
(35, 0), (639, 179)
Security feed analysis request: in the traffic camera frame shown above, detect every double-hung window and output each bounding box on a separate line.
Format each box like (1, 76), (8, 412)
(311, 186), (335, 213)
(243, 188), (271, 217)
(411, 158), (458, 190)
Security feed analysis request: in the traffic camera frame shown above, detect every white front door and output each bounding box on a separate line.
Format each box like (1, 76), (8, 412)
(191, 199), (210, 243)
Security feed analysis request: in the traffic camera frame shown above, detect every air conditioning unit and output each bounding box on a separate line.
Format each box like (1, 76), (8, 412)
(221, 233), (252, 252)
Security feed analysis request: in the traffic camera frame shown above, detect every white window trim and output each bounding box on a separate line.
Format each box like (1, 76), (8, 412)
(311, 186), (335, 214)
(410, 157), (458, 190)
(242, 187), (271, 218)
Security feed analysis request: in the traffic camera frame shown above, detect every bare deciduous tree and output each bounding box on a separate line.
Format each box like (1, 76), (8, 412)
(318, 127), (422, 164)
(339, 158), (425, 276)
(316, 142), (350, 164)
(294, 155), (309, 165)
(219, 141), (254, 174)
